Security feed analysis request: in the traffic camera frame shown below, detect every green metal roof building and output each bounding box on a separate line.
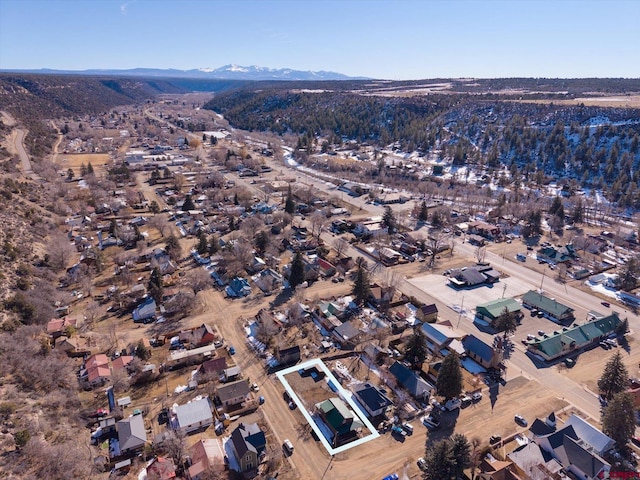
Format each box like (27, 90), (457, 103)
(521, 290), (575, 323)
(476, 298), (523, 322)
(527, 313), (620, 361)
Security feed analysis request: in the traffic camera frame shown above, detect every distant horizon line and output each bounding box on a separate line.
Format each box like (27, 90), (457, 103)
(1, 67), (639, 82)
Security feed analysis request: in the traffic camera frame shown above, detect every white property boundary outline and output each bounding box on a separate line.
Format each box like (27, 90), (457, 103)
(275, 358), (380, 455)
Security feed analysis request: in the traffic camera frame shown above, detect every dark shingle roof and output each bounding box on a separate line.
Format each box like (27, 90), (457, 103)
(462, 334), (495, 363)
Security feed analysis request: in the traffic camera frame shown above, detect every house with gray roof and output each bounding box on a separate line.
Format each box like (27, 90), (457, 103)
(174, 397), (213, 433)
(388, 361), (434, 400)
(230, 422), (266, 472)
(332, 321), (361, 349)
(527, 313), (620, 361)
(527, 413), (613, 480)
(216, 380), (251, 409)
(117, 414), (147, 454)
(522, 290), (575, 323)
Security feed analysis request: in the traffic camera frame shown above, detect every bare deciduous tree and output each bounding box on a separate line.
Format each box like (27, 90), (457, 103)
(185, 268), (211, 294)
(46, 232), (75, 272)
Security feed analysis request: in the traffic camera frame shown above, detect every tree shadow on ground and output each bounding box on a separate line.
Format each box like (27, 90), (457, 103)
(269, 288), (294, 309)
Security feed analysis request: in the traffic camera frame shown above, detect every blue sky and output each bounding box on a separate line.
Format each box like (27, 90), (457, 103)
(1, 0), (638, 79)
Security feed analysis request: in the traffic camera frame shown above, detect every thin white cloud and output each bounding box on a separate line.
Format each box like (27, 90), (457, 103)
(121, 0), (136, 15)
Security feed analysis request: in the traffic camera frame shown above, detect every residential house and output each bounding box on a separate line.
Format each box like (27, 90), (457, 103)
(388, 361), (435, 401)
(416, 303), (438, 323)
(179, 323), (217, 349)
(187, 439), (225, 480)
(378, 247), (403, 266)
(216, 380), (251, 409)
(521, 291), (575, 324)
(225, 277), (251, 298)
(536, 245), (577, 265)
(475, 457), (523, 480)
(221, 366), (241, 383)
(508, 442), (564, 480)
(253, 268), (283, 293)
(174, 397), (213, 434)
(527, 313), (620, 361)
(117, 414), (147, 454)
(196, 357), (228, 383)
(146, 456), (176, 480)
(132, 297), (157, 323)
(82, 353), (111, 388)
(529, 413), (613, 480)
(230, 422), (266, 472)
(112, 355), (134, 372)
(315, 397), (364, 447)
(276, 345), (301, 366)
(316, 258), (336, 277)
(47, 316), (81, 339)
(420, 322), (464, 352)
(462, 334), (503, 369)
(332, 321), (362, 349)
(476, 298), (523, 325)
(368, 284), (397, 311)
(352, 382), (393, 418)
(468, 221), (501, 240)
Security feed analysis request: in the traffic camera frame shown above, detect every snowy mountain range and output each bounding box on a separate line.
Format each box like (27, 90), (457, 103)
(4, 65), (366, 81)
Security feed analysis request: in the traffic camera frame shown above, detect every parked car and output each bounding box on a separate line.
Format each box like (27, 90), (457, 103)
(489, 434), (502, 444)
(417, 457), (427, 471)
(530, 309), (538, 317)
(283, 439), (294, 454)
(258, 396), (265, 405)
(471, 392), (483, 402)
(444, 398), (462, 411)
(227, 345), (236, 355)
(250, 383), (259, 392)
(514, 414), (528, 427)
(401, 423), (414, 435)
(599, 341), (610, 350)
(538, 330), (545, 336)
(564, 358), (576, 368)
(391, 425), (407, 440)
(422, 415), (440, 429)
(601, 301), (611, 308)
(460, 395), (472, 407)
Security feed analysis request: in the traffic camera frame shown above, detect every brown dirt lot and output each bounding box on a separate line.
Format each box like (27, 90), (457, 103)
(58, 153), (111, 175)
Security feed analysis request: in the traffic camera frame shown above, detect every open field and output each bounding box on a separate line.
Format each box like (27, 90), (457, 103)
(509, 94), (640, 108)
(59, 153), (111, 175)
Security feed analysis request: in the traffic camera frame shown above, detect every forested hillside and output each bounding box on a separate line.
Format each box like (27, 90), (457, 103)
(205, 82), (640, 208)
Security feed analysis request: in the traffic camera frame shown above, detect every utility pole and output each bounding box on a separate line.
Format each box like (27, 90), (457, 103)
(457, 295), (465, 328)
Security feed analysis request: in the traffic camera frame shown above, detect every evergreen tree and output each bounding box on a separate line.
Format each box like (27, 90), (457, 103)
(289, 252), (305, 289)
(418, 200), (429, 223)
(436, 353), (463, 400)
(602, 392), (635, 450)
(351, 257), (371, 306)
(404, 327), (429, 370)
(255, 231), (269, 255)
(87, 162), (94, 174)
(617, 257), (639, 292)
(196, 231), (208, 255)
(148, 267), (163, 304)
(492, 307), (518, 334)
(135, 339), (152, 360)
(382, 206), (397, 234)
(149, 200), (160, 215)
(67, 168), (74, 181)
(423, 439), (455, 480)
(549, 196), (564, 216)
(598, 351), (629, 400)
(165, 234), (182, 262)
(571, 198), (584, 224)
(450, 433), (472, 479)
(182, 194), (195, 211)
(284, 185), (295, 214)
(80, 163), (88, 176)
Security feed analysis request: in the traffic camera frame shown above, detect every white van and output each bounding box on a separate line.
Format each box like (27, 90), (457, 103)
(283, 439), (294, 454)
